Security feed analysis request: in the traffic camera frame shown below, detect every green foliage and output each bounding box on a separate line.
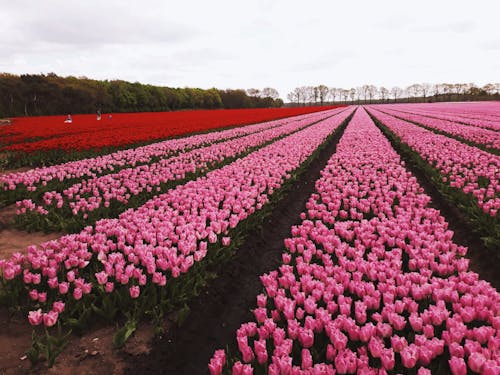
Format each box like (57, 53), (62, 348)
(0, 73), (283, 117)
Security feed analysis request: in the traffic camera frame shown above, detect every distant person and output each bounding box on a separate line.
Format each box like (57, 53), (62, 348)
(64, 114), (72, 124)
(97, 109), (101, 121)
(108, 114), (112, 120)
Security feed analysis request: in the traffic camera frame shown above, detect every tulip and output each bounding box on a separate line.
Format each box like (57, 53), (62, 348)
(28, 309), (43, 326)
(129, 286), (140, 299)
(448, 357), (467, 375)
(43, 311), (59, 327)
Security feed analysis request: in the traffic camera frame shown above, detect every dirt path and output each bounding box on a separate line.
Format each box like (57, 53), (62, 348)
(124, 113), (352, 375)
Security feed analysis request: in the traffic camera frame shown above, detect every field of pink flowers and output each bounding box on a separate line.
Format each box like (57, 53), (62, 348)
(0, 103), (498, 374)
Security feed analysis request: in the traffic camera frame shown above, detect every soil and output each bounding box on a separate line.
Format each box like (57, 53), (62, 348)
(123, 115), (351, 375)
(0, 205), (61, 259)
(0, 308), (156, 375)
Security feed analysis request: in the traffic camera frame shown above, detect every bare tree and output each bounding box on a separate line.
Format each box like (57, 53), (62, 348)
(329, 87), (339, 103)
(261, 87), (279, 99)
(316, 85), (329, 105)
(360, 85), (370, 103)
(390, 87), (403, 102)
(379, 87), (389, 102)
(421, 83), (431, 100)
(287, 88), (302, 105)
(246, 88), (260, 97)
(406, 84), (421, 101)
(367, 85), (378, 103)
(341, 89), (349, 103)
(349, 88), (356, 103)
(313, 86), (319, 105)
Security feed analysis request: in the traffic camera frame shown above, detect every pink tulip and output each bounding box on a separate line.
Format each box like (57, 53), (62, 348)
(52, 301), (65, 313)
(129, 286), (140, 299)
(43, 311), (59, 327)
(28, 309), (43, 326)
(468, 352), (486, 373)
(448, 357), (467, 375)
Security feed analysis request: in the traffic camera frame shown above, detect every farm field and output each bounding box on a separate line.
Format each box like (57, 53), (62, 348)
(0, 102), (499, 374)
(0, 106), (339, 169)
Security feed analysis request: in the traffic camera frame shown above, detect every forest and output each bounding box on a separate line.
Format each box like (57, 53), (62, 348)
(0, 73), (284, 117)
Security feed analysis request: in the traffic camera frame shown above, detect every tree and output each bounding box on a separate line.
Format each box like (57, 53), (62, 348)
(261, 87), (280, 100)
(367, 85), (378, 103)
(360, 85), (370, 103)
(390, 86), (403, 102)
(421, 83), (431, 100)
(316, 85), (329, 105)
(246, 88), (260, 97)
(329, 87), (339, 103)
(349, 88), (356, 103)
(287, 87), (302, 105)
(379, 87), (389, 102)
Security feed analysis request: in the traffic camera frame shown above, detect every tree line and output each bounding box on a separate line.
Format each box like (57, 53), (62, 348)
(286, 83), (500, 105)
(0, 73), (284, 117)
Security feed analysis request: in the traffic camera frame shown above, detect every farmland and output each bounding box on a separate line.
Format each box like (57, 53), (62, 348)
(0, 102), (499, 374)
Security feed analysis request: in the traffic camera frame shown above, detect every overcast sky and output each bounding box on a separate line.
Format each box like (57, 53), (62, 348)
(1, 0), (499, 99)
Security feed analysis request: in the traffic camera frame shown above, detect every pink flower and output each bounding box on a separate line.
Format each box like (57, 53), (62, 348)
(400, 344), (419, 369)
(208, 349), (226, 375)
(58, 281), (69, 294)
(95, 271), (108, 285)
(28, 309), (43, 326)
(29, 289), (39, 301)
(301, 349), (313, 370)
(448, 357), (467, 375)
(105, 281), (114, 293)
(468, 352), (486, 373)
(38, 292), (47, 303)
(52, 301), (65, 313)
(73, 287), (83, 300)
(43, 311), (59, 327)
(298, 328), (314, 348)
(129, 286), (140, 299)
(222, 237), (231, 246)
(254, 339), (268, 365)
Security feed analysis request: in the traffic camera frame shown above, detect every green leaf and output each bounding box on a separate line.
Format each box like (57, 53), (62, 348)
(113, 320), (137, 348)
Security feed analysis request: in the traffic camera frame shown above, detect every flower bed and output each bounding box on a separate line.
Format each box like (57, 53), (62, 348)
(210, 107), (499, 374)
(0, 107), (355, 365)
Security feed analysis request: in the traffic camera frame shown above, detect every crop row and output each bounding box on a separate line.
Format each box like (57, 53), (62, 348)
(1, 109), (338, 193)
(379, 104), (500, 132)
(11, 108), (346, 232)
(375, 107), (500, 151)
(1, 107), (341, 154)
(367, 107), (499, 254)
(209, 107), (499, 374)
(0, 107), (355, 365)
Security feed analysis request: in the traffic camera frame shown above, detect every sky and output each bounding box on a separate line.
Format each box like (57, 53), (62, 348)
(1, 0), (499, 100)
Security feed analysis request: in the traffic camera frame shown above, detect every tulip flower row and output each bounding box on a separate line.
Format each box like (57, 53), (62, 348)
(15, 108), (347, 220)
(0, 107), (354, 335)
(1, 109), (339, 192)
(210, 107), (499, 375)
(375, 107), (500, 150)
(401, 102), (500, 128)
(366, 107), (500, 219)
(376, 104), (500, 132)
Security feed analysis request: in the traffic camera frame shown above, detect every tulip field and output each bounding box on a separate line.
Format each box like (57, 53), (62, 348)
(0, 106), (336, 168)
(0, 102), (499, 374)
